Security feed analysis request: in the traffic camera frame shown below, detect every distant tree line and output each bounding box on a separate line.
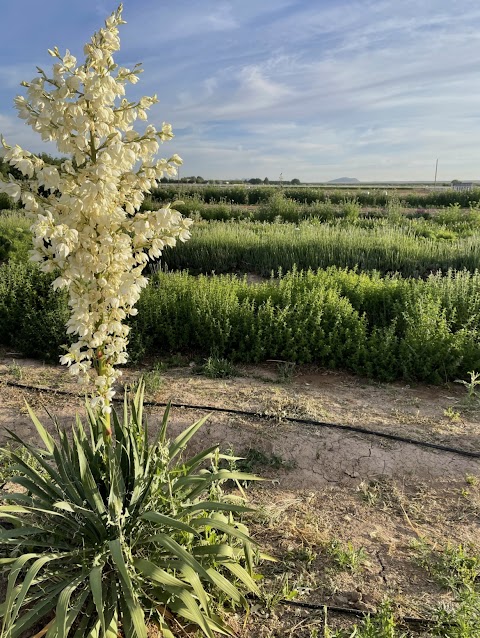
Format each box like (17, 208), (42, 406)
(158, 176), (302, 185)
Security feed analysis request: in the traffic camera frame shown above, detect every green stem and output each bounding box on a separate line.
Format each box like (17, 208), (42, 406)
(96, 355), (112, 442)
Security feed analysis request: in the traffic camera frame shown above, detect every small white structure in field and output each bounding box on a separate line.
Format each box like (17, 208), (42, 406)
(452, 181), (474, 191)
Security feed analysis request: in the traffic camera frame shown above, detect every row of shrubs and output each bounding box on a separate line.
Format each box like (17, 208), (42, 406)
(2, 181), (480, 210)
(158, 220), (480, 278)
(5, 214), (480, 277)
(151, 184), (480, 208)
(167, 192), (480, 228)
(1, 262), (479, 383)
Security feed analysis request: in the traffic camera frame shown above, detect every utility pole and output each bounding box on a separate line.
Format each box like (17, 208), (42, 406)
(434, 159), (438, 187)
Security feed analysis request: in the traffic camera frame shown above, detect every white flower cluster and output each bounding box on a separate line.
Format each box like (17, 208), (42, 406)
(0, 5), (192, 413)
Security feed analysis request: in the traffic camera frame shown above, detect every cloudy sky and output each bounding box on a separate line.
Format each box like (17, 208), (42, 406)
(1, 0), (480, 182)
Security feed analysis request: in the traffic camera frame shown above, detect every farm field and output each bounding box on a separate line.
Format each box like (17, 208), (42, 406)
(2, 186), (480, 384)
(0, 185), (479, 636)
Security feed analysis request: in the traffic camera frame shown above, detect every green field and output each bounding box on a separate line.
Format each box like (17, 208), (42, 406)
(1, 185), (480, 383)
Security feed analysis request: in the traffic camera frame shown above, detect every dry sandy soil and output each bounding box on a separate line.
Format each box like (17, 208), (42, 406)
(0, 353), (479, 636)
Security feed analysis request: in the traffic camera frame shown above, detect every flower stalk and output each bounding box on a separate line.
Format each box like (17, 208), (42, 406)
(0, 4), (192, 418)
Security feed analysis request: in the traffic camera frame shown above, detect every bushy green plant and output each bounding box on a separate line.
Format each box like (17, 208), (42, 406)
(0, 214), (31, 262)
(201, 355), (238, 379)
(3, 263), (480, 383)
(160, 219), (480, 278)
(0, 387), (263, 638)
(0, 261), (70, 360)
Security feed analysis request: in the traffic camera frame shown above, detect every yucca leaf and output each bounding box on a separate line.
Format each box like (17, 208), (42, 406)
(133, 379), (144, 428)
(104, 598), (119, 638)
(157, 615), (176, 638)
(24, 402), (54, 453)
(1, 510), (96, 543)
(134, 558), (188, 589)
(205, 566), (246, 606)
(223, 561), (261, 596)
(141, 511), (198, 535)
(243, 538), (254, 576)
(71, 600), (96, 638)
(108, 538), (132, 590)
(190, 517), (257, 545)
(89, 565), (106, 636)
(8, 581), (67, 638)
(173, 589), (214, 638)
(118, 591), (147, 638)
(179, 562), (210, 613)
(0, 526), (46, 540)
(86, 620), (101, 638)
(2, 433), (68, 501)
(156, 401), (171, 447)
(74, 437), (106, 517)
(179, 445), (223, 474)
(168, 595), (235, 636)
(123, 390), (129, 437)
(64, 589), (91, 636)
(191, 543), (235, 559)
(172, 468), (261, 496)
(126, 474), (155, 526)
(9, 476), (61, 505)
(109, 539), (147, 638)
(168, 415), (210, 461)
(49, 574), (85, 638)
(181, 501), (254, 515)
(146, 534), (213, 584)
(2, 553), (37, 633)
(0, 504), (76, 523)
(10, 555), (62, 626)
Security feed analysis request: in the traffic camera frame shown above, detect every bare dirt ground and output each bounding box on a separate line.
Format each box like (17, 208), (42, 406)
(0, 352), (479, 636)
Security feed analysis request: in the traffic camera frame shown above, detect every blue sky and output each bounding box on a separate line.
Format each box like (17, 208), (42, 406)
(1, 0), (480, 182)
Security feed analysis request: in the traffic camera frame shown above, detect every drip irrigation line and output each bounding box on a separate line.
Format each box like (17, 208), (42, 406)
(275, 598), (443, 629)
(2, 379), (480, 460)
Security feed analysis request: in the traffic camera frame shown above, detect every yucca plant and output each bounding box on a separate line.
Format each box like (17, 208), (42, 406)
(0, 385), (263, 638)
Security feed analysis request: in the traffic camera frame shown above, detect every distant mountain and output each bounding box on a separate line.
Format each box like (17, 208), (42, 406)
(328, 177), (360, 184)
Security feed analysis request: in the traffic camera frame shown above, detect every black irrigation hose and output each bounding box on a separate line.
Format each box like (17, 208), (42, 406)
(275, 598), (445, 630)
(2, 380), (480, 460)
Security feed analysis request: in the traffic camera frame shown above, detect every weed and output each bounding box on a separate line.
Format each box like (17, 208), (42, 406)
(327, 539), (368, 573)
(237, 448), (297, 473)
(200, 355), (238, 379)
(275, 360), (296, 383)
(444, 406), (461, 422)
(357, 479), (382, 506)
(322, 601), (404, 638)
(285, 545), (318, 566)
(262, 573), (299, 609)
(455, 370), (480, 406)
(7, 360), (22, 381)
(466, 475), (479, 486)
(412, 540), (480, 592)
(142, 362), (164, 394)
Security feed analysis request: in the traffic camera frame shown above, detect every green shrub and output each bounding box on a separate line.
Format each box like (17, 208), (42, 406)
(0, 213), (31, 262)
(159, 220), (480, 278)
(0, 261), (70, 360)
(1, 263), (480, 383)
(150, 183), (480, 209)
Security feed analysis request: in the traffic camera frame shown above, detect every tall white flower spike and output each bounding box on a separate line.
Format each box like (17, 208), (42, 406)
(0, 5), (192, 424)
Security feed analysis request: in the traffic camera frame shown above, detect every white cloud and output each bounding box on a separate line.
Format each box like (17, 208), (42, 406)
(2, 0), (480, 180)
